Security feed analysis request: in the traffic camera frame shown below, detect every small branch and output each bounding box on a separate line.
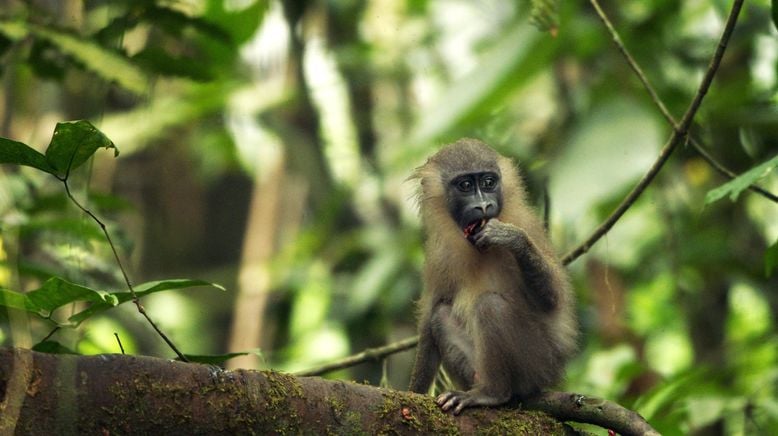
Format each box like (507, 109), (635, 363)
(525, 391), (660, 436)
(40, 327), (60, 343)
(114, 332), (125, 354)
(589, 0), (776, 204)
(295, 336), (419, 377)
(61, 179), (188, 362)
(691, 140), (778, 202)
(562, 0), (745, 266)
(588, 0), (674, 125)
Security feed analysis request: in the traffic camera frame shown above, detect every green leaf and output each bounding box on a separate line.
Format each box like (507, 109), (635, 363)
(44, 120), (117, 177)
(180, 351), (255, 365)
(0, 288), (31, 311)
(0, 19), (149, 94)
(0, 20), (27, 40)
(29, 24), (149, 95)
(69, 279), (224, 325)
(204, 0), (267, 45)
(26, 277), (117, 314)
(32, 340), (78, 354)
(705, 155), (778, 204)
(0, 137), (56, 174)
(766, 238), (778, 277)
(0, 277), (116, 316)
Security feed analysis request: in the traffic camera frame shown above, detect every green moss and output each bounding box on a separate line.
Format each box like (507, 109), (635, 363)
(372, 390), (460, 435)
(323, 395), (367, 436)
(478, 410), (566, 436)
(262, 370), (304, 434)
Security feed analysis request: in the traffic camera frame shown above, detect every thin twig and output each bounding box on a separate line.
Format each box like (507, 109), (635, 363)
(40, 327), (60, 343)
(561, 0), (745, 265)
(295, 336), (419, 377)
(114, 332), (125, 354)
(589, 0), (777, 203)
(61, 179), (189, 362)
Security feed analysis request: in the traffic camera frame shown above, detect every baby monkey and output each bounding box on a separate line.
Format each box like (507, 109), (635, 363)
(408, 138), (577, 414)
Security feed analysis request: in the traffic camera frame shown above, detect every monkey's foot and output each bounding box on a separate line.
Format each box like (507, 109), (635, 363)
(436, 390), (507, 415)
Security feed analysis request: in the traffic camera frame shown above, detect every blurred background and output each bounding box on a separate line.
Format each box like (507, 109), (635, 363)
(0, 0), (777, 434)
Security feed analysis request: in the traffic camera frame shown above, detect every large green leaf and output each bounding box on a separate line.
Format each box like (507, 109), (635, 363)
(31, 24), (148, 95)
(26, 277), (117, 314)
(69, 279), (225, 325)
(0, 137), (56, 174)
(705, 155), (778, 204)
(0, 277), (222, 324)
(0, 288), (30, 311)
(0, 19), (149, 95)
(1, 120), (117, 177)
(44, 121), (118, 177)
(0, 277), (117, 316)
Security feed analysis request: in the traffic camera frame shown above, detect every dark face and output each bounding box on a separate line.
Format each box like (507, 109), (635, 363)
(446, 171), (502, 239)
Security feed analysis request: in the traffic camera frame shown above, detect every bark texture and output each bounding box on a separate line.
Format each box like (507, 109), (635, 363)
(0, 348), (569, 435)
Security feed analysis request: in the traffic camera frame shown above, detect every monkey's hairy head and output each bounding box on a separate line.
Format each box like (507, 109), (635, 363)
(413, 138), (528, 243)
(426, 138), (501, 179)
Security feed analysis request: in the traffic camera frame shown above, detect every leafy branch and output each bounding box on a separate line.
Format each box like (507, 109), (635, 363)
(0, 120), (224, 361)
(561, 0), (745, 265)
(587, 0), (778, 204)
(61, 179), (188, 361)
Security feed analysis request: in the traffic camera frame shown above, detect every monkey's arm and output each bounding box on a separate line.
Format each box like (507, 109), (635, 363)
(408, 316), (441, 393)
(472, 219), (564, 311)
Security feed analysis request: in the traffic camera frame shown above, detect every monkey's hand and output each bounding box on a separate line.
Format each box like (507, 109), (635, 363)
(470, 219), (524, 252)
(436, 389), (508, 415)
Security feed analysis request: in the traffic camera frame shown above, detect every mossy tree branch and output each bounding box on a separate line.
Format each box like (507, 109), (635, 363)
(0, 348), (570, 435)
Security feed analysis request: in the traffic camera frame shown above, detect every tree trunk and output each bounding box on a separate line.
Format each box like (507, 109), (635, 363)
(0, 347), (569, 435)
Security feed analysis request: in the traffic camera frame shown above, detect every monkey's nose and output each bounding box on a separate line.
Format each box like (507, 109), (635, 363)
(475, 202), (493, 214)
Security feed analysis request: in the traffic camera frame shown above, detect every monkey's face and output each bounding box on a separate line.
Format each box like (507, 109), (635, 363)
(446, 171), (502, 242)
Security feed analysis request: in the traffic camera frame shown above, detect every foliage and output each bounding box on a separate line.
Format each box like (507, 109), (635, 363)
(0, 0), (776, 433)
(0, 121), (223, 359)
(705, 154), (778, 204)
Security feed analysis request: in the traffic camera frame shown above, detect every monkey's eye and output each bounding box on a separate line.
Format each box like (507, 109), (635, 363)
(481, 176), (497, 191)
(457, 179), (474, 192)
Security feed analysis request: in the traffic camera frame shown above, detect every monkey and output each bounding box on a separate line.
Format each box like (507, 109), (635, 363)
(408, 138), (577, 415)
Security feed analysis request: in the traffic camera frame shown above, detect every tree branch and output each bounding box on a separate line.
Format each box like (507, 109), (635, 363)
(561, 0), (745, 265)
(525, 392), (660, 436)
(295, 336), (419, 377)
(588, 0), (776, 204)
(0, 348), (571, 435)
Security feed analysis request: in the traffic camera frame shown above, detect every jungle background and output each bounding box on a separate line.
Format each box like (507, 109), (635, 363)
(0, 0), (777, 434)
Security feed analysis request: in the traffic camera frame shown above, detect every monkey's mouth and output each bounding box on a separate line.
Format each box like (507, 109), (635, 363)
(463, 219), (487, 239)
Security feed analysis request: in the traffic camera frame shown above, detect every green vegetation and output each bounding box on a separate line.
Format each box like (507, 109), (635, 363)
(0, 0), (776, 433)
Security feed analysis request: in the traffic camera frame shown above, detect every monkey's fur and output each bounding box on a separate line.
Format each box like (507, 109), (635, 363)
(408, 138), (577, 414)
